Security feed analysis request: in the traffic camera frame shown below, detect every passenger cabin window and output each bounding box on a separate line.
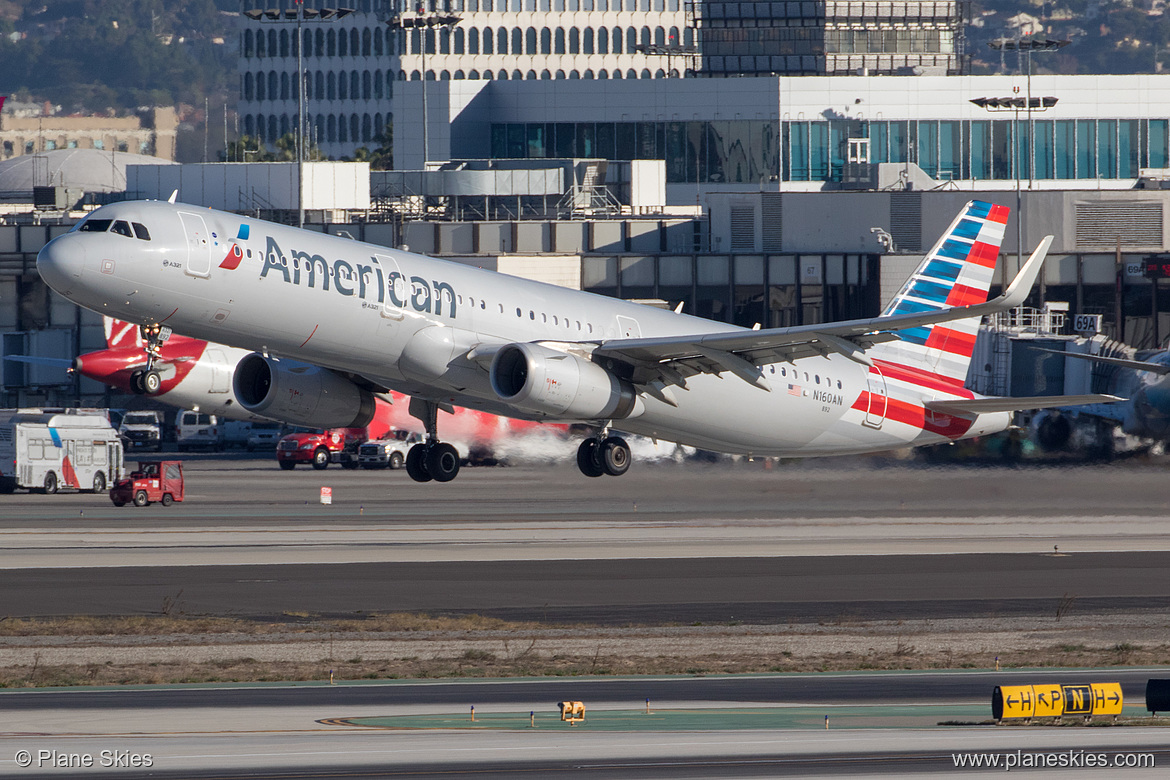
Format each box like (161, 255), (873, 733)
(111, 220), (134, 238)
(132, 222), (151, 241)
(79, 219), (113, 233)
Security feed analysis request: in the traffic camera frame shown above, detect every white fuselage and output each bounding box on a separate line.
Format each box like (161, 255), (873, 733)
(37, 201), (1009, 457)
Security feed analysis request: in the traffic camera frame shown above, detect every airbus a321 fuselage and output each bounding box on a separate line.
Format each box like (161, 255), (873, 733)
(37, 199), (1118, 483)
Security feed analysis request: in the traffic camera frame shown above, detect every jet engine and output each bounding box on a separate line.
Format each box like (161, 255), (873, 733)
(233, 353), (376, 429)
(1032, 410), (1072, 452)
(490, 342), (639, 420)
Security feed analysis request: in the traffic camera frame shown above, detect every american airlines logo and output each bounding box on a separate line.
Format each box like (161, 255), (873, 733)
(257, 236), (457, 319)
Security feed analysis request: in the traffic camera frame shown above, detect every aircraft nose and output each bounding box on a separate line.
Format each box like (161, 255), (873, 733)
(36, 234), (87, 296)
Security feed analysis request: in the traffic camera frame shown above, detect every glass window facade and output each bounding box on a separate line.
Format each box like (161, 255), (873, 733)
(492, 120), (778, 183)
(583, 253), (879, 328)
(491, 118), (1169, 185)
(780, 118), (1170, 183)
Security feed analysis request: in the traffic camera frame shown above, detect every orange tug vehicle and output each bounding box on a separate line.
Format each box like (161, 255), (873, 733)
(110, 461), (184, 507)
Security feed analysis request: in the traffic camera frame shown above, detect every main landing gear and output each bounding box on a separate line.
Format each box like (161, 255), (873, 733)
(404, 398), (461, 483)
(576, 435), (631, 478)
(129, 323), (170, 396)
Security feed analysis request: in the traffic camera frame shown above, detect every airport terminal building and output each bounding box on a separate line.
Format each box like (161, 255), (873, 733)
(236, 0), (965, 159)
(11, 8), (1170, 407)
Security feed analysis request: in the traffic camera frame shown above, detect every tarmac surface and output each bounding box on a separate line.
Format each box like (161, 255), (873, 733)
(2, 671), (1167, 778)
(3, 455), (1169, 777)
(2, 457), (1169, 622)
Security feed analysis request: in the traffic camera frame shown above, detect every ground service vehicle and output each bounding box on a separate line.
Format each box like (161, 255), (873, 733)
(175, 410), (222, 451)
(246, 421), (284, 450)
(110, 460), (184, 507)
(276, 427), (365, 470)
(357, 430), (420, 469)
(118, 410), (162, 451)
(0, 409), (123, 494)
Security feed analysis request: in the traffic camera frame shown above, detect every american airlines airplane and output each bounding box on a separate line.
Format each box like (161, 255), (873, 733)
(36, 199), (1120, 483)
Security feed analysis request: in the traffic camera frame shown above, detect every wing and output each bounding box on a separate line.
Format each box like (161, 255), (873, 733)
(591, 236), (1052, 395)
(924, 394), (1125, 416)
(1033, 347), (1170, 376)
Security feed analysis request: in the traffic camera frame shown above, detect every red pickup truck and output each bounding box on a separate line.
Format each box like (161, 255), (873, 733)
(276, 427), (366, 470)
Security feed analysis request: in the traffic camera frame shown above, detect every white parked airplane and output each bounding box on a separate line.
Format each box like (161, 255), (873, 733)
(36, 199), (1120, 483)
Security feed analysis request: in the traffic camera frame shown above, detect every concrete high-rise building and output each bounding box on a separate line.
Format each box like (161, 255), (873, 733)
(238, 0), (692, 160)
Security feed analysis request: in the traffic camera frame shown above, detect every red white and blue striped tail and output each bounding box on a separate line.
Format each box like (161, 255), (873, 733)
(868, 200), (1010, 389)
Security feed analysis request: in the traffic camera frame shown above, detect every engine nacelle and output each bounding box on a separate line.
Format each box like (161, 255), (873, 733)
(490, 342), (639, 420)
(233, 353), (375, 429)
(1032, 410), (1072, 452)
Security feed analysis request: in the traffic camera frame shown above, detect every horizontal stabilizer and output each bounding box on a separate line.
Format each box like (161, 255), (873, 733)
(924, 394), (1125, 416)
(2, 354), (73, 367)
(1033, 347), (1170, 376)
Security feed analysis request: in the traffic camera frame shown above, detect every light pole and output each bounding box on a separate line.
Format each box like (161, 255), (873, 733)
(243, 4), (354, 227)
(383, 13), (462, 167)
(969, 93), (1058, 300)
(980, 37), (1068, 303)
(988, 38), (1069, 189)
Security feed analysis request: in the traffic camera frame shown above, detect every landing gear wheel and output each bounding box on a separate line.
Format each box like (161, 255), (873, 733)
(388, 451), (405, 470)
(599, 436), (631, 477)
(142, 369), (162, 395)
(405, 443), (432, 483)
(43, 472), (58, 494)
(279, 460), (296, 470)
(311, 447), (330, 470)
(91, 471), (106, 494)
(426, 442), (460, 483)
(129, 370), (146, 395)
(161, 493), (173, 507)
(133, 489), (149, 507)
(576, 439), (604, 478)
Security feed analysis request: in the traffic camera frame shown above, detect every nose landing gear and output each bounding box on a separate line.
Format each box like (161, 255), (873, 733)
(576, 434), (631, 478)
(129, 324), (170, 396)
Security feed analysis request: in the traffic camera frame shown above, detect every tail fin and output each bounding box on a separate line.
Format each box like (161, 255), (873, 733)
(868, 200), (1010, 387)
(104, 317), (142, 350)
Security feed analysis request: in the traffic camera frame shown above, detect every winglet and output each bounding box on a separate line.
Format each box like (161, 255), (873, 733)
(995, 235), (1052, 310)
(168, 189), (178, 204)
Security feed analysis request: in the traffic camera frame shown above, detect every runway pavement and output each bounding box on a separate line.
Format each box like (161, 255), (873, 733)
(2, 671), (1166, 778)
(4, 458), (1170, 777)
(1, 459), (1169, 621)
(3, 552), (1170, 622)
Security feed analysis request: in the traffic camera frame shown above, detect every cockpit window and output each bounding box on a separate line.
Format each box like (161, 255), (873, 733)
(78, 219), (112, 233)
(132, 222), (151, 241)
(111, 220), (133, 238)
